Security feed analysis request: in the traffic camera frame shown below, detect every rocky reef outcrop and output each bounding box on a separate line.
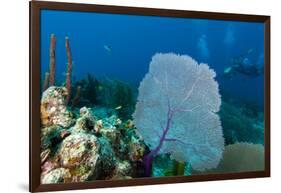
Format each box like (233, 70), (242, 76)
(41, 86), (74, 128)
(219, 101), (264, 145)
(40, 86), (147, 184)
(41, 168), (71, 184)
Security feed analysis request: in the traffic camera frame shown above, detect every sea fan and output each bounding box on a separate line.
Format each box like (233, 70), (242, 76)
(133, 53), (224, 174)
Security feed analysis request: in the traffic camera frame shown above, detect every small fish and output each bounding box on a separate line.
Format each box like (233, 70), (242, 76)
(247, 48), (254, 54)
(224, 66), (232, 74)
(104, 45), (112, 52)
(124, 119), (134, 129)
(115, 105), (122, 110)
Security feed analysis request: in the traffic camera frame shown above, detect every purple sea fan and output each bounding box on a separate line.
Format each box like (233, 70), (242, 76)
(133, 53), (224, 175)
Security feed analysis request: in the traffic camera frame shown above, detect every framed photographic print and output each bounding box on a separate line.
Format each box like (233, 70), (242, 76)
(30, 1), (270, 192)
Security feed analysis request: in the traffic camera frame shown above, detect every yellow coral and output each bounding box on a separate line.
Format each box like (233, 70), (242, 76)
(124, 119), (134, 129)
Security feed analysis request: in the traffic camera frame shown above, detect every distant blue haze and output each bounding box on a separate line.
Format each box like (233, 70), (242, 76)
(40, 10), (265, 107)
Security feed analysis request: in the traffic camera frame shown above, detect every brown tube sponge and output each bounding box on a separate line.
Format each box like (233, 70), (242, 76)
(49, 34), (56, 86)
(65, 37), (73, 104)
(43, 72), (50, 91)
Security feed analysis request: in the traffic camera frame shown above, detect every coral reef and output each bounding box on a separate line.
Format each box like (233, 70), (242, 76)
(41, 168), (71, 184)
(72, 107), (96, 133)
(73, 74), (101, 107)
(127, 133), (146, 162)
(109, 160), (133, 180)
(41, 125), (70, 151)
(219, 101), (264, 145)
(39, 32), (264, 183)
(152, 154), (191, 177)
(42, 34), (79, 110)
(109, 80), (135, 119)
(71, 86), (81, 108)
(133, 53), (224, 175)
(41, 86), (74, 128)
(69, 74), (136, 120)
(40, 89), (147, 183)
(59, 132), (115, 182)
(204, 142), (264, 173)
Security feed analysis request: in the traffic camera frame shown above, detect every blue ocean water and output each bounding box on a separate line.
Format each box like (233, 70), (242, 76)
(40, 9), (264, 107)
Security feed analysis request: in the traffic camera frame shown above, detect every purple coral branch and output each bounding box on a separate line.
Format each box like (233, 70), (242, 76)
(143, 105), (174, 176)
(164, 138), (177, 142)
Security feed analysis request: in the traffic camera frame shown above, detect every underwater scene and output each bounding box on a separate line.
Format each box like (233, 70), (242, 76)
(40, 9), (265, 184)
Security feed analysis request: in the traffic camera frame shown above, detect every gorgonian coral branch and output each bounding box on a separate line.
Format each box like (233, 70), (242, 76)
(133, 53), (224, 176)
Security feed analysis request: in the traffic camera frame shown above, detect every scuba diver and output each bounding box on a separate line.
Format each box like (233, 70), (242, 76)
(223, 49), (264, 79)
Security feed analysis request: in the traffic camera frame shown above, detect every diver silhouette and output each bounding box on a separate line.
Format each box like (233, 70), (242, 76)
(223, 49), (264, 79)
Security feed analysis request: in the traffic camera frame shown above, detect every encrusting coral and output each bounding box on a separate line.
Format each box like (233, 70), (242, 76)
(109, 160), (133, 180)
(59, 132), (115, 182)
(41, 125), (70, 151)
(133, 53), (224, 176)
(41, 86), (74, 128)
(40, 92), (147, 183)
(41, 168), (71, 184)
